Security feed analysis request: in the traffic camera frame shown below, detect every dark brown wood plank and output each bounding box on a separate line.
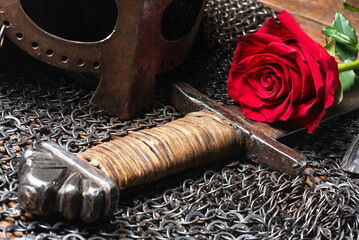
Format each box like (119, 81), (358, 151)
(293, 15), (327, 45)
(259, 0), (359, 45)
(259, 0), (359, 27)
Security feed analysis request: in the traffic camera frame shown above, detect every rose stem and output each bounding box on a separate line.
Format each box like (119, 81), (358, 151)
(338, 60), (359, 73)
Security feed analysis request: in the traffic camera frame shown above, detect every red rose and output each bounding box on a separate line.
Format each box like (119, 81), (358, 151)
(227, 11), (339, 133)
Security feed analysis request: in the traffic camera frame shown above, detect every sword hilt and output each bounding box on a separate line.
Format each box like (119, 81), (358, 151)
(18, 110), (243, 222)
(18, 82), (307, 222)
(77, 110), (243, 189)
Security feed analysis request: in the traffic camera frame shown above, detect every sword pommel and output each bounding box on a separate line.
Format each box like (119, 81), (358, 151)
(18, 142), (119, 222)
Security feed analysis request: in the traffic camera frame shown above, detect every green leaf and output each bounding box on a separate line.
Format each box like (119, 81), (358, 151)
(323, 38), (336, 57)
(333, 11), (357, 43)
(322, 26), (357, 46)
(332, 11), (358, 62)
(339, 70), (356, 92)
(335, 80), (343, 103)
(336, 43), (358, 62)
(343, 0), (359, 12)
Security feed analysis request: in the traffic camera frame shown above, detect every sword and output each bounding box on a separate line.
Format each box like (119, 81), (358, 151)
(18, 81), (359, 222)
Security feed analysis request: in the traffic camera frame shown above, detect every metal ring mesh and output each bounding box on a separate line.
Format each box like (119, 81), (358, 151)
(1, 0), (359, 239)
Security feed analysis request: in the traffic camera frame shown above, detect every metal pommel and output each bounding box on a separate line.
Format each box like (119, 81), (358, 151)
(18, 142), (119, 222)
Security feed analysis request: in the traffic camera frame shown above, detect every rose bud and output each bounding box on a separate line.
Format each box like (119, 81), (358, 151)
(227, 10), (339, 133)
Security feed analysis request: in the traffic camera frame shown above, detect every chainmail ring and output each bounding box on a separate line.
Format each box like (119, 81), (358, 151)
(0, 0), (358, 239)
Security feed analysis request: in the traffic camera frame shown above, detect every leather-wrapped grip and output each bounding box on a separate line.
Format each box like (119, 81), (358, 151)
(77, 110), (243, 189)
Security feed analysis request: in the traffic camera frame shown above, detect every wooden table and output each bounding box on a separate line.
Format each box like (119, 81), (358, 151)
(259, 0), (359, 46)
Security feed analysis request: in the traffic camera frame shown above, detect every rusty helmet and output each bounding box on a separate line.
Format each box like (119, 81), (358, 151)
(0, 0), (206, 119)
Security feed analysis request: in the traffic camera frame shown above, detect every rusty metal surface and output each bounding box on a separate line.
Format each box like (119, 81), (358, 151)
(0, 0), (205, 119)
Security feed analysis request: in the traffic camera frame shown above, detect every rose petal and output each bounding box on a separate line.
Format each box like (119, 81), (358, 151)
(299, 44), (325, 102)
(241, 104), (268, 122)
(293, 99), (326, 133)
(233, 68), (283, 108)
(257, 72), (278, 99)
(243, 53), (295, 82)
(242, 63), (286, 102)
(257, 95), (293, 122)
(322, 54), (339, 108)
(231, 33), (284, 67)
(236, 77), (269, 108)
(228, 68), (270, 108)
(258, 16), (295, 43)
(287, 43), (315, 101)
(259, 65), (287, 100)
(230, 53), (294, 107)
(278, 11), (320, 61)
(227, 11), (340, 133)
(263, 42), (300, 70)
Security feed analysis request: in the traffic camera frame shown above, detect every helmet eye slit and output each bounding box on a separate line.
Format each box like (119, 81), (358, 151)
(161, 0), (204, 41)
(20, 0), (118, 42)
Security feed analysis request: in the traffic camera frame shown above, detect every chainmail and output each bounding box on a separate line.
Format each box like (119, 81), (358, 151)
(1, 0), (359, 239)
